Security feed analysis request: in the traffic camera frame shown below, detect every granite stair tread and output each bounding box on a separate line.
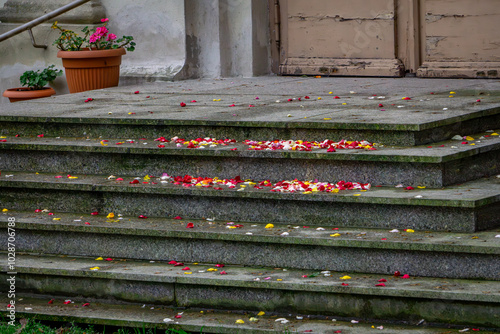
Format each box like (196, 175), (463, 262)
(2, 210), (499, 280)
(0, 132), (499, 164)
(1, 210), (499, 255)
(1, 254), (499, 328)
(1, 83), (500, 146)
(2, 295), (492, 334)
(2, 253), (499, 303)
(1, 171), (499, 208)
(1, 172), (499, 232)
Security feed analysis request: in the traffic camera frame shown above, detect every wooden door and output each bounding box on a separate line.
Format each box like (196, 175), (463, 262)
(270, 0), (500, 78)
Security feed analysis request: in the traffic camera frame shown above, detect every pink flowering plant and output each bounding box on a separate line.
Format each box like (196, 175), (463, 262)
(52, 18), (135, 51)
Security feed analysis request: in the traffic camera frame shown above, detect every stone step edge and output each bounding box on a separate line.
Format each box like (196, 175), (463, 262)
(2, 136), (500, 164)
(1, 213), (498, 255)
(1, 173), (498, 208)
(2, 295), (482, 334)
(0, 104), (499, 131)
(2, 253), (499, 304)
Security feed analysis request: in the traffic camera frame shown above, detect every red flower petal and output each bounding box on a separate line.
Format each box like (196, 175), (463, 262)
(174, 315), (182, 319)
(375, 283), (386, 287)
(304, 96), (310, 99)
(182, 267), (190, 270)
(180, 102), (186, 107)
(191, 100), (197, 103)
(302, 275), (308, 278)
(174, 262), (184, 266)
(378, 104), (383, 107)
(82, 303), (90, 307)
(230, 148), (237, 151)
(169, 260), (177, 264)
(394, 271), (401, 277)
(378, 279), (387, 282)
(90, 212), (99, 216)
(157, 145), (165, 148)
(48, 299), (54, 304)
(63, 301), (71, 304)
(174, 216), (182, 220)
(134, 91), (140, 94)
(85, 222), (91, 225)
(476, 99), (481, 102)
(215, 264), (225, 268)
(341, 283), (349, 286)
(401, 274), (410, 279)
(220, 271), (227, 275)
(138, 215), (148, 219)
(130, 179), (140, 184)
(186, 222), (194, 228)
(334, 96), (340, 99)
(37, 134), (44, 137)
(105, 258), (113, 261)
(405, 186), (414, 190)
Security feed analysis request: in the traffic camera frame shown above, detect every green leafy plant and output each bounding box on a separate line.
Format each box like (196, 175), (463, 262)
(52, 18), (136, 52)
(19, 64), (63, 90)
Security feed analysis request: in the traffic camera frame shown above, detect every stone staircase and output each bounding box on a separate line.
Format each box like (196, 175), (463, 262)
(1, 78), (499, 333)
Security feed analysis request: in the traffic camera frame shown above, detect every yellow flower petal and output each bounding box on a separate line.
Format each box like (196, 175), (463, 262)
(324, 118), (332, 120)
(235, 319), (245, 324)
(52, 218), (61, 221)
(465, 136), (474, 141)
(330, 233), (341, 237)
(2, 208), (8, 212)
(406, 229), (415, 233)
(417, 186), (426, 189)
(353, 194), (361, 196)
(257, 311), (265, 316)
(89, 267), (100, 270)
(491, 133), (499, 136)
(95, 257), (103, 260)
(144, 175), (150, 181)
(339, 275), (351, 280)
(107, 213), (115, 219)
(265, 224), (274, 229)
(184, 272), (192, 274)
(207, 268), (217, 272)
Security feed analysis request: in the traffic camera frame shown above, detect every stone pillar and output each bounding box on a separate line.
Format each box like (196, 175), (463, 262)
(180, 0), (270, 78)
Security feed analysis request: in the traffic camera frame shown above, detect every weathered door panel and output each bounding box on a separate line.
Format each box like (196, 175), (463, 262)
(273, 0), (500, 78)
(278, 0), (404, 77)
(417, 0), (500, 78)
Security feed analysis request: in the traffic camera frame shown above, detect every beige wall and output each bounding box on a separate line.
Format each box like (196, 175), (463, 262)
(0, 0), (271, 104)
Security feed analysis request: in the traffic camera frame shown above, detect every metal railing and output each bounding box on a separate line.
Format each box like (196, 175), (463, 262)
(0, 0), (92, 48)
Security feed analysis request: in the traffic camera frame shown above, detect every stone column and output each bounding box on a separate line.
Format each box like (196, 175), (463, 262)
(180, 0), (270, 78)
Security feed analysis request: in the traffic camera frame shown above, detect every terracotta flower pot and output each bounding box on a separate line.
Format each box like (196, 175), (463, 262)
(2, 87), (56, 103)
(57, 48), (126, 94)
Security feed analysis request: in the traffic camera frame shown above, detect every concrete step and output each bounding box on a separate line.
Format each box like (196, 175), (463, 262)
(1, 131), (499, 187)
(1, 254), (499, 328)
(1, 83), (500, 146)
(4, 295), (494, 334)
(0, 172), (499, 232)
(1, 211), (499, 280)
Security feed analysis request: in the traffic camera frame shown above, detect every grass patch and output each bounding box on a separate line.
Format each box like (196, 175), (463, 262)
(0, 318), (190, 334)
